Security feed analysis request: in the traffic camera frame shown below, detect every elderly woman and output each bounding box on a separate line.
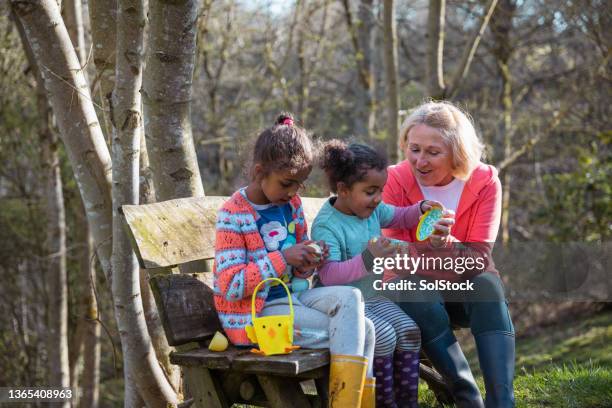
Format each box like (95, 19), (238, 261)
(382, 101), (515, 408)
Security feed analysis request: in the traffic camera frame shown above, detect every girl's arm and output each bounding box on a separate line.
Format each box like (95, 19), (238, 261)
(311, 223), (370, 285)
(317, 255), (370, 286)
(214, 209), (287, 302)
(381, 169), (411, 241)
(384, 203), (422, 230)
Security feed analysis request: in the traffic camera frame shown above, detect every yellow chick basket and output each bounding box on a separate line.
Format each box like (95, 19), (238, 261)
(246, 277), (300, 356)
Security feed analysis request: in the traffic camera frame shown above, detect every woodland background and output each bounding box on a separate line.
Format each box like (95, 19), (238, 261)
(0, 0), (610, 406)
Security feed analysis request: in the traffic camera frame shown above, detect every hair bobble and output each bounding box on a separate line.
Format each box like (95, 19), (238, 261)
(282, 118), (294, 126)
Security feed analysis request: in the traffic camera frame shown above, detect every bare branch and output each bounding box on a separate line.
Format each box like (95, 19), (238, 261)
(496, 106), (569, 173)
(447, 0), (499, 99)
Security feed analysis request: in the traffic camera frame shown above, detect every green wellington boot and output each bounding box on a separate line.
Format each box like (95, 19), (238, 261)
(475, 332), (515, 408)
(423, 329), (484, 408)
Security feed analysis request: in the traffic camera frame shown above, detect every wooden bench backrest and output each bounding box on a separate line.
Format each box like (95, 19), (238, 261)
(120, 196), (327, 269)
(120, 196), (327, 346)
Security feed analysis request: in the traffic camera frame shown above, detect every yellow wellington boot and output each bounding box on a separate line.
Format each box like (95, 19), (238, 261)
(361, 377), (376, 408)
(329, 354), (368, 408)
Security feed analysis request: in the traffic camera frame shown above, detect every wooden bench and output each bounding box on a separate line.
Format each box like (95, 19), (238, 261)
(120, 196), (453, 407)
(120, 196), (332, 407)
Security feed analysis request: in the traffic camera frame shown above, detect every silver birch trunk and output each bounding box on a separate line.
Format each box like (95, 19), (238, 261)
(427, 0), (446, 99)
(491, 0), (516, 245)
(383, 0), (399, 163)
(143, 0), (205, 200)
(40, 66), (71, 408)
(79, 225), (101, 408)
(342, 0), (376, 138)
(63, 0), (87, 64)
(111, 0), (179, 405)
(139, 135), (181, 390)
(13, 11), (70, 404)
(11, 0), (114, 280)
(89, 0), (117, 138)
(63, 0), (89, 394)
(358, 0), (376, 136)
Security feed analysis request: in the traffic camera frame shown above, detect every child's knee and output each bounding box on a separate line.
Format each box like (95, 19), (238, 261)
(397, 325), (421, 350)
(336, 286), (364, 307)
(374, 321), (398, 356)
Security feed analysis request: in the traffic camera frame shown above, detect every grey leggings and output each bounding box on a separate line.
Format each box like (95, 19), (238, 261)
(262, 285), (375, 376)
(365, 296), (421, 356)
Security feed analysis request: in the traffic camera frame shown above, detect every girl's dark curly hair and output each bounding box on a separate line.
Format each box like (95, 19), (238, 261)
(250, 112), (314, 177)
(320, 140), (387, 193)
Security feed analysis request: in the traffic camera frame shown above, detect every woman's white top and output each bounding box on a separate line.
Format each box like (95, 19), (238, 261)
(417, 178), (466, 213)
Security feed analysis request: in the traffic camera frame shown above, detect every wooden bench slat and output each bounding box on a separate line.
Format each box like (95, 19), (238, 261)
(120, 196), (327, 270)
(232, 348), (330, 376)
(171, 347), (330, 377)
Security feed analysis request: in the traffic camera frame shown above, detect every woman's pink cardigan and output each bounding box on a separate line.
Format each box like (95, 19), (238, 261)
(382, 160), (502, 282)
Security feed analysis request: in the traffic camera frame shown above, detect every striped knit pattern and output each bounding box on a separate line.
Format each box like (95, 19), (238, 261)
(214, 191), (308, 345)
(364, 296), (421, 356)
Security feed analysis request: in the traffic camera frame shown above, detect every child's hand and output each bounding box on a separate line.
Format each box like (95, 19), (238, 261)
(293, 240), (329, 275)
(316, 240), (330, 263)
(282, 241), (321, 269)
(367, 237), (398, 259)
(430, 209), (455, 248)
(419, 199), (444, 214)
(293, 268), (315, 278)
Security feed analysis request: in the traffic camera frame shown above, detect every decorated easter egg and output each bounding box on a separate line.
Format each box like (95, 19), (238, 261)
(208, 331), (229, 352)
(416, 208), (443, 241)
(307, 242), (322, 262)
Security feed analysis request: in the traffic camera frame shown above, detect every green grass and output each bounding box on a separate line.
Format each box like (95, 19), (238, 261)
(417, 309), (612, 407)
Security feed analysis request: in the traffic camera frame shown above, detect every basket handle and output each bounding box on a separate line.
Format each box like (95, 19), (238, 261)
(251, 277), (294, 322)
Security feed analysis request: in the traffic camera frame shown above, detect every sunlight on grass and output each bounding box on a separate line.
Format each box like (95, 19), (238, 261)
(417, 310), (612, 407)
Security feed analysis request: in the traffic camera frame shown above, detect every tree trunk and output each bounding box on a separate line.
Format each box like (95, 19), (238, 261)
(427, 0), (446, 99)
(111, 0), (179, 405)
(359, 0), (376, 136)
(500, 64), (512, 245)
(62, 0), (87, 65)
(63, 0), (90, 394)
(13, 10), (70, 404)
(89, 0), (117, 138)
(490, 0), (516, 245)
(40, 57), (70, 408)
(138, 134), (181, 391)
(79, 220), (101, 408)
(143, 0), (205, 200)
(342, 0), (375, 138)
(11, 0), (114, 280)
(383, 0), (399, 162)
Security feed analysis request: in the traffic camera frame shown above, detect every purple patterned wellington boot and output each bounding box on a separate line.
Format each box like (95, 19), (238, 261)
(393, 350), (420, 408)
(374, 355), (398, 408)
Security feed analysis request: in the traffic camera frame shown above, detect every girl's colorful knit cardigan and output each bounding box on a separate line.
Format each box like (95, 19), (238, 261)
(213, 191), (308, 346)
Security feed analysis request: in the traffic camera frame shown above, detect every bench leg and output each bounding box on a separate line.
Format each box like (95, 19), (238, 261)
(183, 367), (230, 408)
(257, 374), (311, 408)
(313, 372), (329, 408)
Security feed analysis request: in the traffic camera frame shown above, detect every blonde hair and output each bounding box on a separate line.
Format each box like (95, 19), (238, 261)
(399, 100), (484, 180)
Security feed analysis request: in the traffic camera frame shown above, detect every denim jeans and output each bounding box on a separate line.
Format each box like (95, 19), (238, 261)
(389, 272), (514, 344)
